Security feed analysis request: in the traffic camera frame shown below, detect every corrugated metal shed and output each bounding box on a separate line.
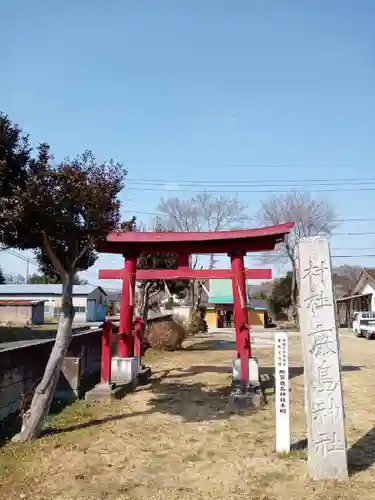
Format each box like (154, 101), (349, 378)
(0, 285), (107, 296)
(0, 299), (46, 306)
(104, 290), (121, 302)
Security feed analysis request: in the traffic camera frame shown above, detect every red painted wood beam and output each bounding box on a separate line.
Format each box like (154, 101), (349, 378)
(99, 268), (272, 280)
(98, 238), (278, 255)
(97, 223), (295, 255)
(106, 222), (295, 243)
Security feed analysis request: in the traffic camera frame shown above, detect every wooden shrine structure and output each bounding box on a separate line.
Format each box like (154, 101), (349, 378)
(97, 222), (294, 384)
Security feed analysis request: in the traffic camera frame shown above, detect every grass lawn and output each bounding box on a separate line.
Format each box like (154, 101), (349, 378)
(1, 331), (375, 499)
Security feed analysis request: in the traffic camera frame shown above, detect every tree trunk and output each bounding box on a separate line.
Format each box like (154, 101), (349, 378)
(291, 264), (299, 327)
(190, 281), (195, 311)
(137, 283), (147, 316)
(209, 254), (217, 269)
(12, 273), (75, 442)
(195, 281), (203, 311)
(141, 283), (151, 347)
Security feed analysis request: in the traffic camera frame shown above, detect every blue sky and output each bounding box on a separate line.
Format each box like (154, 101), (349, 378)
(1, 0), (374, 289)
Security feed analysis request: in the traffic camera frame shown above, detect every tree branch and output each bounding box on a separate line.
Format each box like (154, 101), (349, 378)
(41, 231), (65, 279)
(71, 238), (93, 270)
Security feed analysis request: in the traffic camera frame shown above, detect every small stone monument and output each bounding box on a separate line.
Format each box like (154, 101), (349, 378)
(275, 331), (290, 453)
(297, 237), (348, 480)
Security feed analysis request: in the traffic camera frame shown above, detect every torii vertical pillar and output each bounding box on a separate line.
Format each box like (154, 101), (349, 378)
(230, 250), (251, 384)
(118, 253), (137, 358)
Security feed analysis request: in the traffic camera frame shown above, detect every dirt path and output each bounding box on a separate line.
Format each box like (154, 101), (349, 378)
(1, 331), (375, 499)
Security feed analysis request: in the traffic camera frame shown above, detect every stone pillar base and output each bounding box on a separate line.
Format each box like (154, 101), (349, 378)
(227, 385), (264, 413)
(111, 356), (139, 384)
(137, 365), (152, 385)
(85, 364), (152, 403)
(232, 357), (260, 389)
(85, 383), (130, 403)
(229, 357), (264, 412)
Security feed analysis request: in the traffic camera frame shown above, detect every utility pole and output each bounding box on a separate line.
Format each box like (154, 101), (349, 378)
(26, 259), (29, 284)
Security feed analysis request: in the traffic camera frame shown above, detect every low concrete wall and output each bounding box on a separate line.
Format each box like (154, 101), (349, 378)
(0, 329), (101, 422)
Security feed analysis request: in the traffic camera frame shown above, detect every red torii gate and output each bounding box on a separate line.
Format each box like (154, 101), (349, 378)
(98, 222), (294, 384)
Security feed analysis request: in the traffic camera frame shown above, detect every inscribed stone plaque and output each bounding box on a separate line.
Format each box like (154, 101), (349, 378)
(275, 331), (290, 453)
(297, 237), (348, 480)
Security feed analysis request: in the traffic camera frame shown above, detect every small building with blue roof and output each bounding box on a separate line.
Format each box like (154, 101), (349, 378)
(0, 284), (107, 323)
(206, 279), (268, 329)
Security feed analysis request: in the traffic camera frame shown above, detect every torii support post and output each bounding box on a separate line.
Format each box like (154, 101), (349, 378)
(101, 320), (113, 385)
(230, 250), (251, 384)
(118, 254), (137, 358)
(85, 320), (123, 403)
(133, 316), (143, 366)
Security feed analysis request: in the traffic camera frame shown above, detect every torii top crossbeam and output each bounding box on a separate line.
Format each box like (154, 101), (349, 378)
(97, 222), (295, 255)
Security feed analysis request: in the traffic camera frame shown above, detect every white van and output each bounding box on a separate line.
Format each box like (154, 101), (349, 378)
(352, 311), (375, 339)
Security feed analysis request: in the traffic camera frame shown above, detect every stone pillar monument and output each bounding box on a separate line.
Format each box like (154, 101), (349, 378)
(297, 237), (348, 480)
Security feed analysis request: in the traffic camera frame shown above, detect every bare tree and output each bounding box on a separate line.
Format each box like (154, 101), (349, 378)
(157, 191), (249, 266)
(332, 265), (362, 297)
(126, 218), (188, 332)
(157, 191), (249, 307)
(256, 191), (339, 323)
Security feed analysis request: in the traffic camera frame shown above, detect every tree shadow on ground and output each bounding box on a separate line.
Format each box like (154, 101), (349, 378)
(145, 376), (235, 422)
(171, 365), (232, 378)
(258, 365), (361, 395)
(0, 398), (74, 448)
(348, 427), (375, 475)
(291, 437), (308, 452)
(42, 410), (150, 437)
(41, 370), (266, 437)
(37, 360), (363, 439)
(184, 340), (236, 352)
(287, 428), (375, 475)
(0, 414), (22, 448)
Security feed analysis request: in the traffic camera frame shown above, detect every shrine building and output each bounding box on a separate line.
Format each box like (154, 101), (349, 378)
(206, 279), (268, 329)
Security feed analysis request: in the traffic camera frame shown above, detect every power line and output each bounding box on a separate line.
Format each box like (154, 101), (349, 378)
(126, 186), (375, 194)
(333, 232), (375, 236)
(217, 164), (358, 169)
(332, 248), (375, 251)
(123, 176), (375, 193)
(334, 218), (375, 222)
(124, 210), (162, 216)
(121, 211), (375, 235)
(87, 281), (121, 291)
(4, 249), (30, 262)
(4, 248), (38, 266)
(126, 176), (375, 186)
(331, 254), (375, 258)
(124, 209), (375, 223)
(2, 251), (121, 290)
